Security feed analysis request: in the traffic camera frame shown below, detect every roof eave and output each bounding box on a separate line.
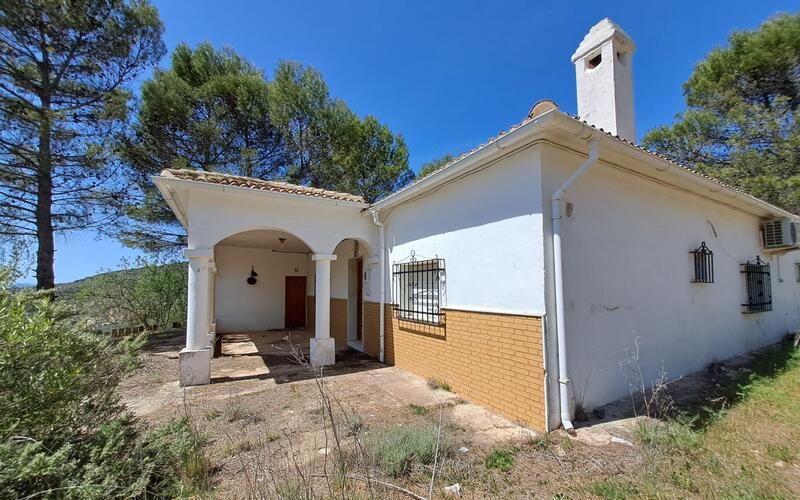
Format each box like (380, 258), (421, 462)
(152, 176), (189, 229)
(372, 110), (576, 211)
(373, 109), (797, 221)
(153, 174), (370, 210)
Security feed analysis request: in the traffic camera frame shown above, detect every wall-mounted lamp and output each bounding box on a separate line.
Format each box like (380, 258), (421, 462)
(247, 265), (258, 285)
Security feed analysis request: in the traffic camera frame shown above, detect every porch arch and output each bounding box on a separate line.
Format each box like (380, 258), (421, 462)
(210, 224), (320, 254)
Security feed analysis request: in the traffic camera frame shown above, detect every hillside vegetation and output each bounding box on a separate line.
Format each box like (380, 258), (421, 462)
(58, 259), (186, 333)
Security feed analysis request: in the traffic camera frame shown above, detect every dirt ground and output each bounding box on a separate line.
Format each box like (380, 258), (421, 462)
(120, 330), (783, 498)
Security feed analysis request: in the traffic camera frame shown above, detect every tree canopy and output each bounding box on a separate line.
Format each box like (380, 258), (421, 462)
(117, 42), (282, 250)
(119, 47), (414, 252)
(418, 153), (455, 177)
(0, 0), (165, 288)
(642, 14), (800, 214)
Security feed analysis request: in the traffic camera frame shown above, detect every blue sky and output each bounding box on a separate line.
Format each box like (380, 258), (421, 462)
(18, 0), (799, 284)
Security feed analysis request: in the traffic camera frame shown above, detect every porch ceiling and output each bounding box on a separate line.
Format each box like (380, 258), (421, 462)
(217, 229), (311, 252)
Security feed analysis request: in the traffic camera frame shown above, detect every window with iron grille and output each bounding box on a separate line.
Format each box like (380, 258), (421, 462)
(741, 256), (772, 313)
(392, 258), (445, 324)
(690, 242), (714, 283)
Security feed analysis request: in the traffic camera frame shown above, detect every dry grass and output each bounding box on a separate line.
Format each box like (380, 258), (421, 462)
(123, 334), (799, 498)
(585, 341), (800, 499)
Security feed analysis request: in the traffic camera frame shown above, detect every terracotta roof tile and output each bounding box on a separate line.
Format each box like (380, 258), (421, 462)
(160, 169), (366, 204)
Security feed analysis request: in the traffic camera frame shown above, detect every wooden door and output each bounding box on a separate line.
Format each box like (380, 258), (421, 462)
(285, 276), (306, 329)
(356, 258), (363, 340)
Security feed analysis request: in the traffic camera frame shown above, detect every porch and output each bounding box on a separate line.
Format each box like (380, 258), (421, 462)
(212, 329), (382, 385)
(180, 226), (378, 386)
(151, 169), (385, 386)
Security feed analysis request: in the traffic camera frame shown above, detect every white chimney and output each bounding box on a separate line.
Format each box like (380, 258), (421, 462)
(571, 18), (636, 141)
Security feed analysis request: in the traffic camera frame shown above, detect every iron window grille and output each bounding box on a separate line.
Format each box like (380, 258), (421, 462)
(690, 242), (714, 283)
(741, 256), (772, 313)
(392, 258), (445, 325)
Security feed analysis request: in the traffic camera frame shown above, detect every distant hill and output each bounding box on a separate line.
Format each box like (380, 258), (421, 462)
(55, 267), (141, 301)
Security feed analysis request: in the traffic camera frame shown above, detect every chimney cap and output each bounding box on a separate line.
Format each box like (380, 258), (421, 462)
(571, 18), (635, 63)
(528, 99), (559, 119)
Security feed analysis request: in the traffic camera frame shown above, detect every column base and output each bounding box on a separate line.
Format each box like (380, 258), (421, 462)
(310, 337), (336, 367)
(179, 347), (212, 386)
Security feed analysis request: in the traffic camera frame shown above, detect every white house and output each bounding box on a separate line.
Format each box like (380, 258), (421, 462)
(154, 19), (800, 432)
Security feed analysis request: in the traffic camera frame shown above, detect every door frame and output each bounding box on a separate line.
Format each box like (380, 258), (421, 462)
(347, 257), (364, 347)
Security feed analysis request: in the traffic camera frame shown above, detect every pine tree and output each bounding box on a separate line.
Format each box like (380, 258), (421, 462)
(0, 0), (164, 288)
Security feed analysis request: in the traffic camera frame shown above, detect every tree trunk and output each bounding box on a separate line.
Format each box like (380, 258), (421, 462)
(35, 105), (54, 290)
(36, 40), (55, 291)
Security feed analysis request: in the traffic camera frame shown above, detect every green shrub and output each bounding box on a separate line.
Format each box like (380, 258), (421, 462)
(0, 270), (205, 498)
(366, 425), (442, 477)
(485, 447), (517, 472)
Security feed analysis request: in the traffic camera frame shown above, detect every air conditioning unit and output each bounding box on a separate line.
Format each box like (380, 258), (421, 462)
(762, 218), (800, 249)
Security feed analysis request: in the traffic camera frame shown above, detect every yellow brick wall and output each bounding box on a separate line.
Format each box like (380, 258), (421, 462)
(363, 301), (546, 430)
(306, 296), (349, 351)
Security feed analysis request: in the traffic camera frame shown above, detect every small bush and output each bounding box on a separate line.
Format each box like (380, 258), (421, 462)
(0, 270), (206, 498)
(485, 447), (517, 472)
(366, 425), (442, 477)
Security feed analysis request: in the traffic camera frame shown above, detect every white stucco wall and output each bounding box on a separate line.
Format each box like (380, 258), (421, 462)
(306, 239), (370, 300)
(541, 144), (800, 410)
(382, 147), (546, 316)
(213, 245), (308, 332)
(184, 188), (374, 255)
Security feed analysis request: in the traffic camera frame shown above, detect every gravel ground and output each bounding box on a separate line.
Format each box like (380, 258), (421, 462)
(117, 331), (666, 498)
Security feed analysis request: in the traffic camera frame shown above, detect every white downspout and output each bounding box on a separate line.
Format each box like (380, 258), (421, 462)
(552, 135), (601, 434)
(369, 209), (386, 362)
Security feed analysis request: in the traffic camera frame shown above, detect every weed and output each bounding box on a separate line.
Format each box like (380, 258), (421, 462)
(670, 468), (697, 492)
(589, 477), (638, 499)
(263, 430), (280, 443)
(485, 447), (517, 472)
(528, 434), (552, 451)
(274, 479), (308, 499)
(204, 408), (223, 420)
(766, 444), (796, 462)
(224, 403), (261, 424)
(366, 425), (442, 477)
(408, 403), (429, 415)
(636, 416), (700, 452)
(427, 377), (452, 392)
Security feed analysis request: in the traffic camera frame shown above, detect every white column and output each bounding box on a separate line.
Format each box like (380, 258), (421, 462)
(180, 248), (214, 386)
(310, 253), (337, 366)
